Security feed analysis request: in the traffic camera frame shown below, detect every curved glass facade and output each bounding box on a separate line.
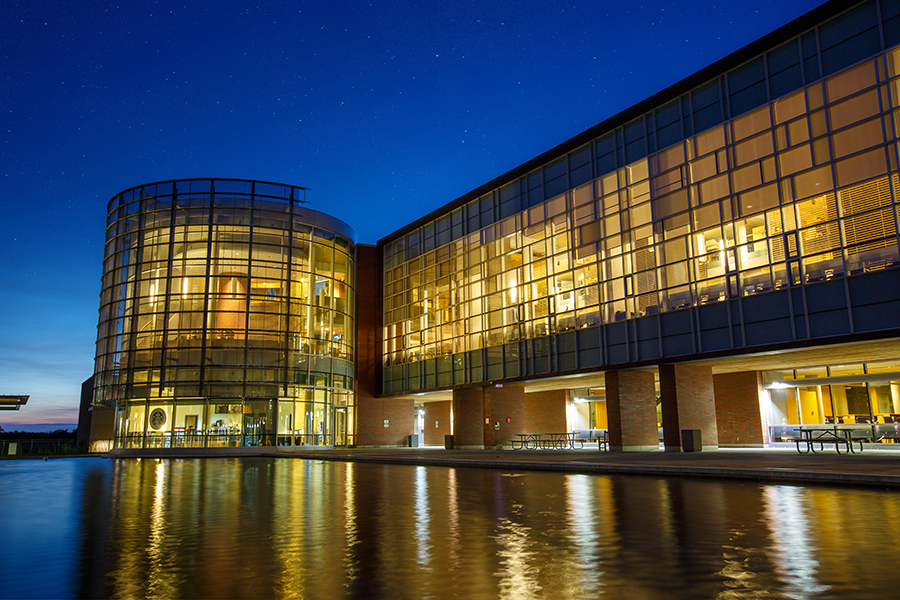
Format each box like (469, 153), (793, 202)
(93, 179), (356, 449)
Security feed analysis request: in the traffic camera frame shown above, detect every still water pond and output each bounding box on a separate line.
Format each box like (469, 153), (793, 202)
(1, 457), (898, 599)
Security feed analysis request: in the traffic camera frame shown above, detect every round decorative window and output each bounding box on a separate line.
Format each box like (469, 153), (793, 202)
(149, 408), (167, 430)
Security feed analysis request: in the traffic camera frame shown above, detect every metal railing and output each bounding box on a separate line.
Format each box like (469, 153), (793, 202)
(116, 432), (354, 449)
(2, 438), (80, 456)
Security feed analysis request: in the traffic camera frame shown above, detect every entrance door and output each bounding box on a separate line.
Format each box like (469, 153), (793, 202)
(333, 407), (348, 447)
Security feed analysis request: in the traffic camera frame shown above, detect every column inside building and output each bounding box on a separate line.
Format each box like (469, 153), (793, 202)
(659, 364), (719, 451)
(604, 370), (659, 452)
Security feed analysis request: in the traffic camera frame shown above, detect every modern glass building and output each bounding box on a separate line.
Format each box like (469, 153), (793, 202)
(93, 179), (356, 450)
(368, 0), (900, 450)
(90, 0), (900, 453)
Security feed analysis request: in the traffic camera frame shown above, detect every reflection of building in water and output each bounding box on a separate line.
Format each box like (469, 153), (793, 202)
(52, 458), (900, 598)
(87, 0), (900, 453)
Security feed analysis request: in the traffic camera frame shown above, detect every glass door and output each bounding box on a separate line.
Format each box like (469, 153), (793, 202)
(333, 407), (348, 447)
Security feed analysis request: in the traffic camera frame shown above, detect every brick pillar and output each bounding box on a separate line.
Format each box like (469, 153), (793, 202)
(489, 386), (526, 447)
(353, 244), (394, 446)
(423, 401), (452, 446)
(714, 371), (767, 447)
(605, 370), (659, 451)
(659, 364), (718, 451)
(453, 387), (488, 448)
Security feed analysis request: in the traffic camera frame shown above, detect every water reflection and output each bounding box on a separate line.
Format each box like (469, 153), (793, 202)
(2, 458), (900, 599)
(763, 485), (826, 598)
(414, 466), (431, 567)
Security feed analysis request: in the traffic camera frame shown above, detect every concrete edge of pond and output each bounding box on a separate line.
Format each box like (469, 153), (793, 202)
(95, 447), (900, 489)
(269, 450), (900, 489)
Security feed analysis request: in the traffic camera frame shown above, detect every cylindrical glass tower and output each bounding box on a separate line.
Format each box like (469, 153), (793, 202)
(93, 179), (356, 449)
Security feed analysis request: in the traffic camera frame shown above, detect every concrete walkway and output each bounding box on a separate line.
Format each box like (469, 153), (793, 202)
(270, 445), (900, 489)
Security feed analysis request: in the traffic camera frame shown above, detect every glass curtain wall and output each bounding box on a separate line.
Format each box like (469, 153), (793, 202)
(93, 179), (356, 449)
(382, 48), (900, 393)
(766, 360), (900, 442)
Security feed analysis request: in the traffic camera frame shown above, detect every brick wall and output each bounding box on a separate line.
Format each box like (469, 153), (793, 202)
(423, 401), (452, 445)
(453, 387), (486, 447)
(354, 244), (392, 446)
(451, 387), (570, 447)
(714, 371), (767, 446)
(356, 398), (415, 446)
(488, 386), (526, 446)
(605, 370), (659, 450)
(659, 364), (718, 449)
(523, 390), (567, 433)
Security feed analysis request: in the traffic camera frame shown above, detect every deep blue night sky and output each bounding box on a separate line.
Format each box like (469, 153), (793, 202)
(0, 0), (824, 428)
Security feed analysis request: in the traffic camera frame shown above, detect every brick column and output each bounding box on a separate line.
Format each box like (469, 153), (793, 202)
(489, 386), (526, 447)
(423, 401), (452, 446)
(354, 244), (410, 446)
(714, 371), (767, 447)
(659, 364), (718, 451)
(605, 370), (659, 451)
(453, 387), (489, 448)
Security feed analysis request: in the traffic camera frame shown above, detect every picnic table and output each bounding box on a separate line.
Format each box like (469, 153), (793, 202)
(792, 426), (873, 454)
(511, 433), (542, 450)
(512, 432), (584, 450)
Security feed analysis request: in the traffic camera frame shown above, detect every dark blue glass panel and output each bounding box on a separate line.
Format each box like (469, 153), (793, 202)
(819, 1), (877, 50)
(730, 80), (768, 116)
(767, 40), (800, 74)
(728, 57), (765, 93)
(656, 100), (680, 127)
(769, 64), (803, 98)
(693, 103), (723, 133)
(821, 29), (881, 75)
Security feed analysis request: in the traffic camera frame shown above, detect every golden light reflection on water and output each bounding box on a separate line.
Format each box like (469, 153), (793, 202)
(762, 485), (826, 598)
(446, 468), (461, 571)
(414, 466), (431, 567)
(494, 515), (540, 599)
(342, 461), (360, 586)
(563, 475), (607, 595)
(146, 459), (176, 599)
(62, 459), (900, 599)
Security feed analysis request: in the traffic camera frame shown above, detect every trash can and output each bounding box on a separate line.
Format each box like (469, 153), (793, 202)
(681, 429), (702, 452)
(444, 435), (454, 449)
(408, 434), (419, 448)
